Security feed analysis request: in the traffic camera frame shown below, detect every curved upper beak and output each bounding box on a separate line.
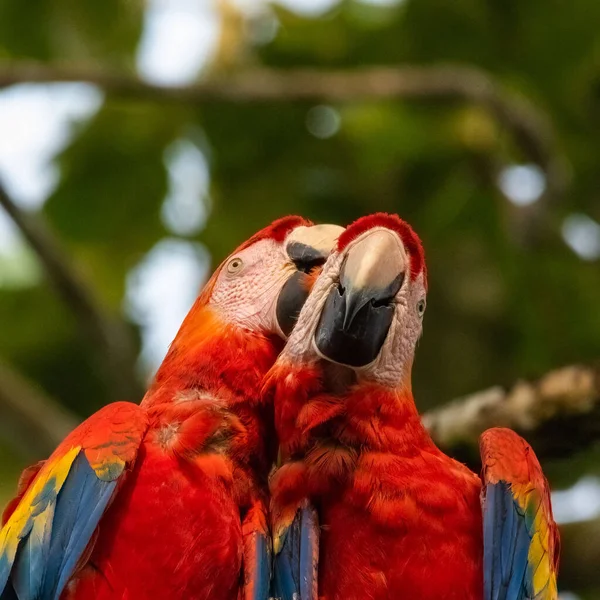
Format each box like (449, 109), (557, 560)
(276, 224), (345, 338)
(314, 229), (406, 367)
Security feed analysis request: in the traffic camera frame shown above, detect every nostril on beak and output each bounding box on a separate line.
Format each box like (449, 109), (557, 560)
(370, 296), (390, 309)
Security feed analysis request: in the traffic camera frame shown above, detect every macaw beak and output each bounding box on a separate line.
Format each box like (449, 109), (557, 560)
(276, 224), (345, 338)
(314, 229), (406, 367)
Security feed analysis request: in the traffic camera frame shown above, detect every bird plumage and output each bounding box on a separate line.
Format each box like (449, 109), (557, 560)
(0, 216), (343, 600)
(268, 213), (559, 600)
(481, 428), (559, 600)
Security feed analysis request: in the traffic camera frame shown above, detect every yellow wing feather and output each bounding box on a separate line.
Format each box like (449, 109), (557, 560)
(0, 446), (81, 567)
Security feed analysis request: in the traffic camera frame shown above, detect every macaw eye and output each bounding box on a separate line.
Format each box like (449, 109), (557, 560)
(417, 299), (426, 317)
(227, 257), (244, 274)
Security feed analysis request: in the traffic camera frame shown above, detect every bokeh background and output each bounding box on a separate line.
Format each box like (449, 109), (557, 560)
(0, 0), (599, 596)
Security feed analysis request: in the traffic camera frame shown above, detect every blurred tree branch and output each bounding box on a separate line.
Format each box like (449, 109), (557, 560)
(0, 360), (78, 458)
(0, 61), (569, 205)
(0, 182), (142, 401)
(424, 363), (600, 460)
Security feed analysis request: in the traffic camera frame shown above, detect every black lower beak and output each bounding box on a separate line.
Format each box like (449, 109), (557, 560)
(314, 276), (402, 367)
(276, 271), (311, 337)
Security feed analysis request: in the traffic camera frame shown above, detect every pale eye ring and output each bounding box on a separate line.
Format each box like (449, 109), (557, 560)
(226, 257), (244, 274)
(417, 299), (426, 317)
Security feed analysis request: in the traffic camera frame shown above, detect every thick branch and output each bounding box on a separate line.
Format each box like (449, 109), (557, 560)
(0, 361), (78, 459)
(0, 182), (141, 401)
(424, 363), (600, 460)
(0, 61), (568, 203)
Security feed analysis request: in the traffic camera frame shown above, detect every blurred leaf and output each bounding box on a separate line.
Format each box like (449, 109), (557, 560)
(0, 441), (26, 507)
(0, 284), (110, 415)
(44, 100), (190, 307)
(0, 0), (143, 62)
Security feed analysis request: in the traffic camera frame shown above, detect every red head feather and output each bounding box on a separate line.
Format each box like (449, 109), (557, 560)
(337, 213), (426, 284)
(235, 215), (314, 252)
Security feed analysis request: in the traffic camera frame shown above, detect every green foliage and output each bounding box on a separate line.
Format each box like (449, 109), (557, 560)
(0, 284), (109, 413)
(45, 100), (189, 307)
(0, 442), (25, 508)
(0, 0), (142, 62)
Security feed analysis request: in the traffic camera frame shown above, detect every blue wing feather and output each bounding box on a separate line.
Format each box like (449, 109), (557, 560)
(299, 506), (318, 600)
(0, 555), (10, 595)
(272, 503), (318, 600)
(272, 524), (295, 600)
(484, 482), (531, 600)
(2, 454), (117, 600)
(249, 531), (271, 600)
(47, 454), (117, 600)
(0, 580), (18, 600)
(10, 486), (55, 600)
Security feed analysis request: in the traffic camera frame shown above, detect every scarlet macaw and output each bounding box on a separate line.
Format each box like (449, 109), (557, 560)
(0, 216), (344, 600)
(267, 213), (559, 600)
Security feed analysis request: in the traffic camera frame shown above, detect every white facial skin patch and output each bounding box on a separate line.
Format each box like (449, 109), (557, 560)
(209, 238), (292, 334)
(208, 225), (344, 337)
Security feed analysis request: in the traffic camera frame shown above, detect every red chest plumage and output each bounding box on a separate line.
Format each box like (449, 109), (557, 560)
(317, 449), (483, 600)
(270, 366), (485, 600)
(64, 441), (243, 600)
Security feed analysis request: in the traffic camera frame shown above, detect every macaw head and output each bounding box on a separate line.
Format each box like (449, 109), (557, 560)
(170, 216), (345, 350)
(202, 216), (344, 338)
(148, 216), (344, 405)
(280, 212), (427, 391)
